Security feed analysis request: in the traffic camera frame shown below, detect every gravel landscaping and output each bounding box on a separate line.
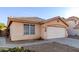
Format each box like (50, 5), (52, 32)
(24, 42), (79, 52)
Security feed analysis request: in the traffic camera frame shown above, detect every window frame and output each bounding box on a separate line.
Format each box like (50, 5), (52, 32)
(24, 24), (35, 35)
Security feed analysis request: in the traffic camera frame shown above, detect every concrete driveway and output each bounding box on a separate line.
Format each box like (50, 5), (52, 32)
(13, 38), (79, 48)
(51, 38), (79, 48)
(0, 37), (79, 48)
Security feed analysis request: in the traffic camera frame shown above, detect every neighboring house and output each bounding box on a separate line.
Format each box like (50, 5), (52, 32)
(7, 16), (68, 41)
(74, 23), (79, 36)
(66, 16), (79, 36)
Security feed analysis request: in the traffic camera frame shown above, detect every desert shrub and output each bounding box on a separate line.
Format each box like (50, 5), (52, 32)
(0, 47), (34, 52)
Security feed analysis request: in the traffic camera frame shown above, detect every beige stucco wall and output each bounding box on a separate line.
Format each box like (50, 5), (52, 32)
(41, 20), (68, 39)
(9, 19), (68, 41)
(10, 22), (41, 41)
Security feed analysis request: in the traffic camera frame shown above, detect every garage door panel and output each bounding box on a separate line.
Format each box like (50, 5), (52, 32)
(47, 27), (66, 39)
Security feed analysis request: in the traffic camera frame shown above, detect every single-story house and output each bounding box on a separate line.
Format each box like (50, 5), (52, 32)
(7, 16), (68, 41)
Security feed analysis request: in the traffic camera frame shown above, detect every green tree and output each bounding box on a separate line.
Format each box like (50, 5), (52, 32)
(0, 23), (6, 30)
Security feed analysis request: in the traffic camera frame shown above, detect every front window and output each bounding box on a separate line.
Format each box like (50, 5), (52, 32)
(24, 24), (35, 35)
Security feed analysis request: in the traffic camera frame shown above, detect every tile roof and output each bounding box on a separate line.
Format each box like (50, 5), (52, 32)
(7, 16), (69, 27)
(67, 16), (79, 21)
(7, 16), (45, 27)
(45, 16), (68, 26)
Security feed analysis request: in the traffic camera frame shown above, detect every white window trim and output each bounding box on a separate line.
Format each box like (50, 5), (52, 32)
(24, 24), (35, 35)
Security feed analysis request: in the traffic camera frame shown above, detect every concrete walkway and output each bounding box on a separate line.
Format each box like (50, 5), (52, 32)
(0, 37), (79, 48)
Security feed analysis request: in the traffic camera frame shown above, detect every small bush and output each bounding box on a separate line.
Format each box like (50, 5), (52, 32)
(0, 47), (34, 52)
(35, 37), (44, 40)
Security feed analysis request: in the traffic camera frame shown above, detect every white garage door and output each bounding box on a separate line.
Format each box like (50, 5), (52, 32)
(47, 27), (66, 39)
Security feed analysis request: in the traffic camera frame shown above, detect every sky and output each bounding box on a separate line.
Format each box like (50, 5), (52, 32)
(0, 7), (79, 24)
